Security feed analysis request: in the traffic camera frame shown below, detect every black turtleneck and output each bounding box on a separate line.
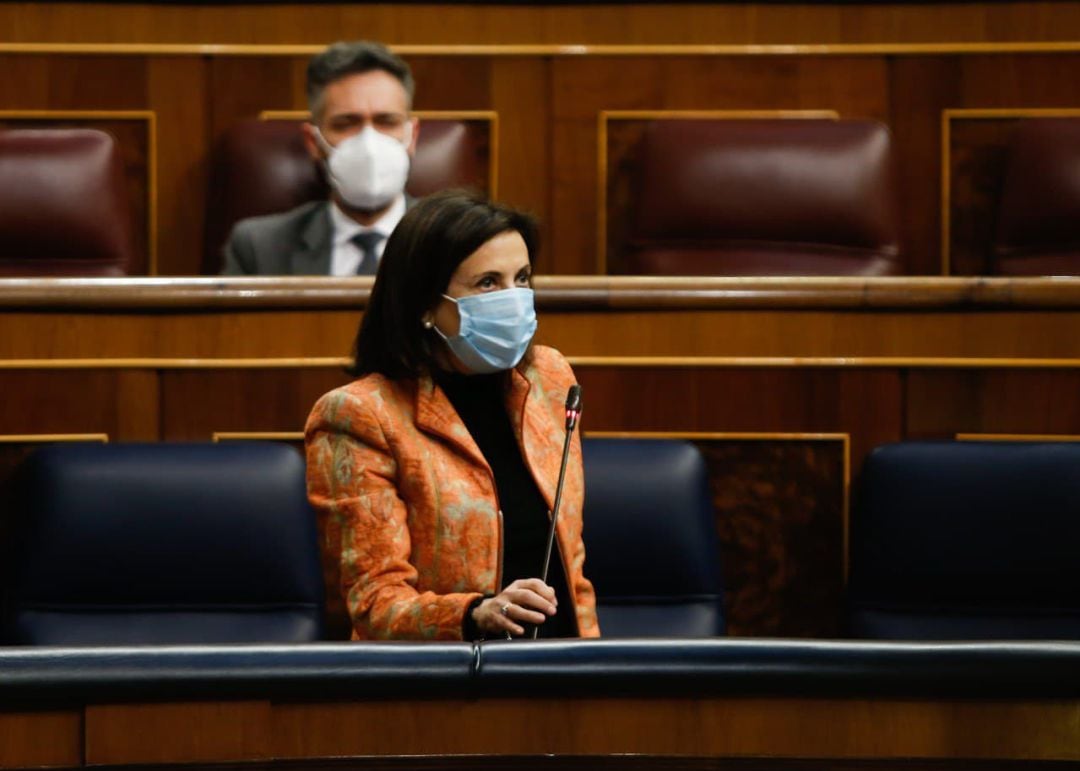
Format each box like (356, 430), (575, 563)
(434, 369), (576, 639)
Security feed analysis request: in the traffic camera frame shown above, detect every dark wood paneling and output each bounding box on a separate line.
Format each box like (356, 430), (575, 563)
(886, 56), (960, 276)
(269, 697), (1080, 761)
(160, 368), (351, 440)
(85, 701), (271, 765)
(8, 3), (1080, 46)
(489, 58), (552, 272)
(0, 310), (360, 359)
(151, 57), (210, 277)
(2, 47), (1080, 274)
(208, 56), (300, 135)
(947, 116), (1015, 276)
(5, 699), (1080, 770)
(0, 710), (82, 768)
(698, 439), (845, 637)
(906, 370), (1080, 438)
(0, 371), (142, 435)
(576, 366), (902, 476)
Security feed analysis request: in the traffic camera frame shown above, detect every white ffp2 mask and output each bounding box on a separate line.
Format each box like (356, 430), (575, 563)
(314, 124), (411, 211)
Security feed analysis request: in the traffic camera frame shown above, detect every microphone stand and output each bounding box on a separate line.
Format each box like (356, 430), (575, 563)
(531, 385), (582, 640)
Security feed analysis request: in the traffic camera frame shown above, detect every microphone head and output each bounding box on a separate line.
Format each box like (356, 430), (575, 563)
(564, 384), (582, 431)
(565, 384), (582, 412)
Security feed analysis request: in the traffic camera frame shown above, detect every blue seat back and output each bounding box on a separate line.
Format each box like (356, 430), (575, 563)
(582, 438), (724, 637)
(2, 442), (323, 645)
(849, 441), (1080, 639)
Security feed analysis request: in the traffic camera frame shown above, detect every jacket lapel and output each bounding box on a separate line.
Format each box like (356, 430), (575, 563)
(414, 374), (491, 472)
(290, 202), (333, 275)
(506, 362), (561, 510)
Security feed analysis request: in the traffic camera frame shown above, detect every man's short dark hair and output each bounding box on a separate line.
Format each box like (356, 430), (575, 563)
(351, 190), (540, 380)
(306, 41), (415, 119)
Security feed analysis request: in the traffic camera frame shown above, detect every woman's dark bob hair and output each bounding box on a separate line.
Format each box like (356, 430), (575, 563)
(351, 190), (540, 379)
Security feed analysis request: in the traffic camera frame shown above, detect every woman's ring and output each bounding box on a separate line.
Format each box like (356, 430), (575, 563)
(500, 603), (511, 617)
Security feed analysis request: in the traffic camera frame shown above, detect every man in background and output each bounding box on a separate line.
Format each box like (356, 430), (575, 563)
(222, 41), (418, 275)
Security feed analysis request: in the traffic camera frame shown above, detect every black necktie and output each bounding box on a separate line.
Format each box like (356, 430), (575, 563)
(352, 231), (385, 275)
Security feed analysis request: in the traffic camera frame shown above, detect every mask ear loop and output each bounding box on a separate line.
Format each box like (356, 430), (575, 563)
(429, 295), (460, 342)
(309, 126), (342, 197)
(310, 125), (334, 155)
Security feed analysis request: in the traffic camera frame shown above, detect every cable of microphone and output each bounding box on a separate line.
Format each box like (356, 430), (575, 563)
(532, 384), (582, 640)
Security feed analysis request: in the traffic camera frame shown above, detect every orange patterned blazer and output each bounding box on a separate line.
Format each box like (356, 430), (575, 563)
(305, 345), (600, 641)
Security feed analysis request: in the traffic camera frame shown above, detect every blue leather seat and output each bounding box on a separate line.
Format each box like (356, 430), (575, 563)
(848, 441), (1080, 639)
(1, 442), (323, 645)
(581, 438), (724, 637)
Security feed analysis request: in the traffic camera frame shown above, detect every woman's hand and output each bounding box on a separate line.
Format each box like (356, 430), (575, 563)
(471, 578), (557, 637)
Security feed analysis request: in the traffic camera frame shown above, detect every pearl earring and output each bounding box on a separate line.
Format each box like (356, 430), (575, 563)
(423, 318), (434, 329)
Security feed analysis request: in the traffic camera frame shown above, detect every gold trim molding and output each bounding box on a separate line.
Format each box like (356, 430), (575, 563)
(0, 356), (1079, 370)
(0, 433), (109, 443)
(213, 431), (304, 442)
(955, 433), (1080, 442)
(7, 43), (1080, 57)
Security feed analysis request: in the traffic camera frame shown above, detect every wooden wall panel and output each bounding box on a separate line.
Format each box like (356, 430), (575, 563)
(0, 371), (134, 489)
(700, 438), (845, 637)
(0, 710), (82, 769)
(489, 58), (552, 272)
(575, 367), (903, 478)
(946, 115), (1015, 276)
(906, 370), (1080, 438)
(209, 56), (302, 136)
(410, 57), (492, 111)
(151, 57), (209, 277)
(0, 371), (143, 437)
(885, 56), (960, 276)
(7, 2), (1080, 46)
(2, 47), (1080, 275)
(0, 311), (359, 359)
(270, 696), (1080, 761)
(160, 368), (351, 440)
(85, 701), (271, 765)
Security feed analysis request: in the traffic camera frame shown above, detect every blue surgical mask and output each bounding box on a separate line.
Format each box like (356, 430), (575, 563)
(435, 287), (537, 374)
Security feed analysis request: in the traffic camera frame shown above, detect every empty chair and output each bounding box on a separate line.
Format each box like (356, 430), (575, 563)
(204, 118), (491, 272)
(848, 441), (1080, 639)
(994, 118), (1080, 276)
(0, 128), (135, 276)
(1, 442), (323, 645)
(581, 438), (724, 637)
(618, 119), (902, 276)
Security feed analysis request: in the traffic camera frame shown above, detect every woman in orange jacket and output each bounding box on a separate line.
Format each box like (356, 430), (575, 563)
(305, 191), (600, 641)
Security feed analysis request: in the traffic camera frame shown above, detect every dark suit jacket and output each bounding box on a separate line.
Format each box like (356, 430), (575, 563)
(221, 201), (333, 276)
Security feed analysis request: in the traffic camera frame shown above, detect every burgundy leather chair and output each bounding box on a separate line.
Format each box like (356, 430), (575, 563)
(618, 119), (902, 276)
(204, 118), (491, 273)
(0, 128), (135, 276)
(993, 119), (1080, 276)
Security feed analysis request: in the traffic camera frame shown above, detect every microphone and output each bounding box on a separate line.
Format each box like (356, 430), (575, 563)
(532, 384), (583, 640)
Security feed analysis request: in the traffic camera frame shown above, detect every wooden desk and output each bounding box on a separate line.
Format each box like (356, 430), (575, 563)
(2, 275), (1078, 637)
(2, 640), (1079, 770)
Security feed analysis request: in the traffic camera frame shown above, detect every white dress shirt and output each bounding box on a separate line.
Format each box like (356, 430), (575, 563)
(328, 195), (407, 276)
